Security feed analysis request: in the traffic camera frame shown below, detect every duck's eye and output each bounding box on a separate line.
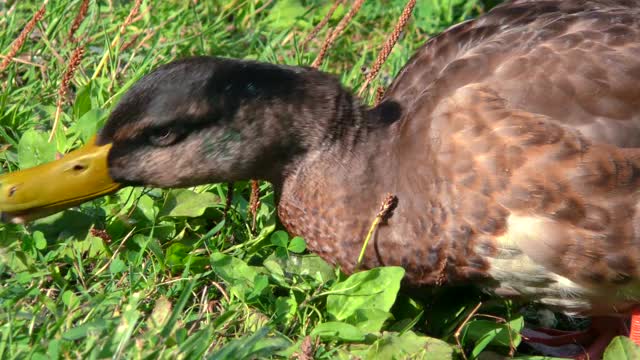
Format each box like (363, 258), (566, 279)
(149, 128), (178, 147)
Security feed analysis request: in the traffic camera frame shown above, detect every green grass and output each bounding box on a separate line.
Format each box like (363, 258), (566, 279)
(0, 1), (636, 359)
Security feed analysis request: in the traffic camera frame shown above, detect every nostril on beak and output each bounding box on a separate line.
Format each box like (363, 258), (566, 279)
(8, 186), (16, 197)
(73, 164), (87, 172)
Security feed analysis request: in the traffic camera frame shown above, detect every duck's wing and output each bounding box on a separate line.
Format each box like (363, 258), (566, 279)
(375, 0), (640, 313)
(386, 0), (640, 147)
(417, 83), (640, 314)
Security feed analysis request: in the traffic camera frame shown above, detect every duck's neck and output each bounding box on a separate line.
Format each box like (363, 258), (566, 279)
(262, 70), (398, 188)
(216, 61), (408, 270)
(274, 86), (403, 271)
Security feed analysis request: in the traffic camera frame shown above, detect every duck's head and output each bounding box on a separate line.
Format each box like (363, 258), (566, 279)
(0, 56), (359, 223)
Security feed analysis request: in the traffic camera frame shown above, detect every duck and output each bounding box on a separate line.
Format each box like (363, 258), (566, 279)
(3, 0), (640, 358)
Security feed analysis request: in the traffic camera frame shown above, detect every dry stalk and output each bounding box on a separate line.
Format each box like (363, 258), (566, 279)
(249, 180), (261, 232)
(311, 0), (365, 68)
(49, 45), (85, 142)
(125, 11), (148, 28)
(254, 0), (274, 16)
(210, 281), (230, 303)
(301, 0), (344, 49)
(374, 85), (385, 105)
(92, 0), (142, 79)
(68, 0), (90, 43)
(0, 1), (48, 72)
(358, 0), (416, 97)
(474, 313), (517, 356)
(120, 0), (142, 34)
(356, 193), (398, 268)
(310, 27), (334, 69)
(90, 229), (135, 280)
(191, 286), (209, 327)
(0, 54), (46, 69)
(117, 29), (155, 79)
(120, 32), (142, 53)
(454, 302), (483, 360)
(136, 27), (158, 48)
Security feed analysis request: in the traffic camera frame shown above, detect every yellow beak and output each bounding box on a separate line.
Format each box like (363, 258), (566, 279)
(0, 136), (121, 223)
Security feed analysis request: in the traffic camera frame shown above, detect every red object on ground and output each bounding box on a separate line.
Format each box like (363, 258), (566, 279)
(523, 317), (629, 359)
(630, 308), (640, 345)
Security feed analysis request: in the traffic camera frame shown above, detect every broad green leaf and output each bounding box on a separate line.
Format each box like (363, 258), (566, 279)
(47, 339), (61, 360)
(31, 210), (94, 241)
(73, 82), (93, 119)
(149, 221), (176, 243)
(311, 321), (366, 342)
(270, 230), (289, 248)
(109, 256), (126, 274)
(166, 243), (191, 268)
(74, 108), (107, 143)
(346, 308), (392, 333)
(604, 336), (640, 360)
(32, 353), (48, 360)
(15, 271), (32, 284)
(62, 320), (109, 340)
(275, 247), (288, 258)
(294, 254), (335, 283)
(254, 219), (277, 243)
(209, 327), (290, 360)
(136, 194), (157, 221)
(263, 259), (286, 285)
(354, 331), (456, 360)
(17, 129), (56, 168)
(159, 189), (218, 218)
(274, 295), (297, 325)
(462, 315), (524, 357)
(264, 0), (308, 30)
(61, 290), (79, 308)
(327, 267), (405, 322)
(264, 252), (335, 288)
(32, 231), (47, 250)
(247, 274), (269, 301)
(288, 236), (306, 253)
(210, 252), (260, 301)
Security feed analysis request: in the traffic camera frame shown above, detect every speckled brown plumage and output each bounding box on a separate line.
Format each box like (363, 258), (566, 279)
(278, 0), (640, 315)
